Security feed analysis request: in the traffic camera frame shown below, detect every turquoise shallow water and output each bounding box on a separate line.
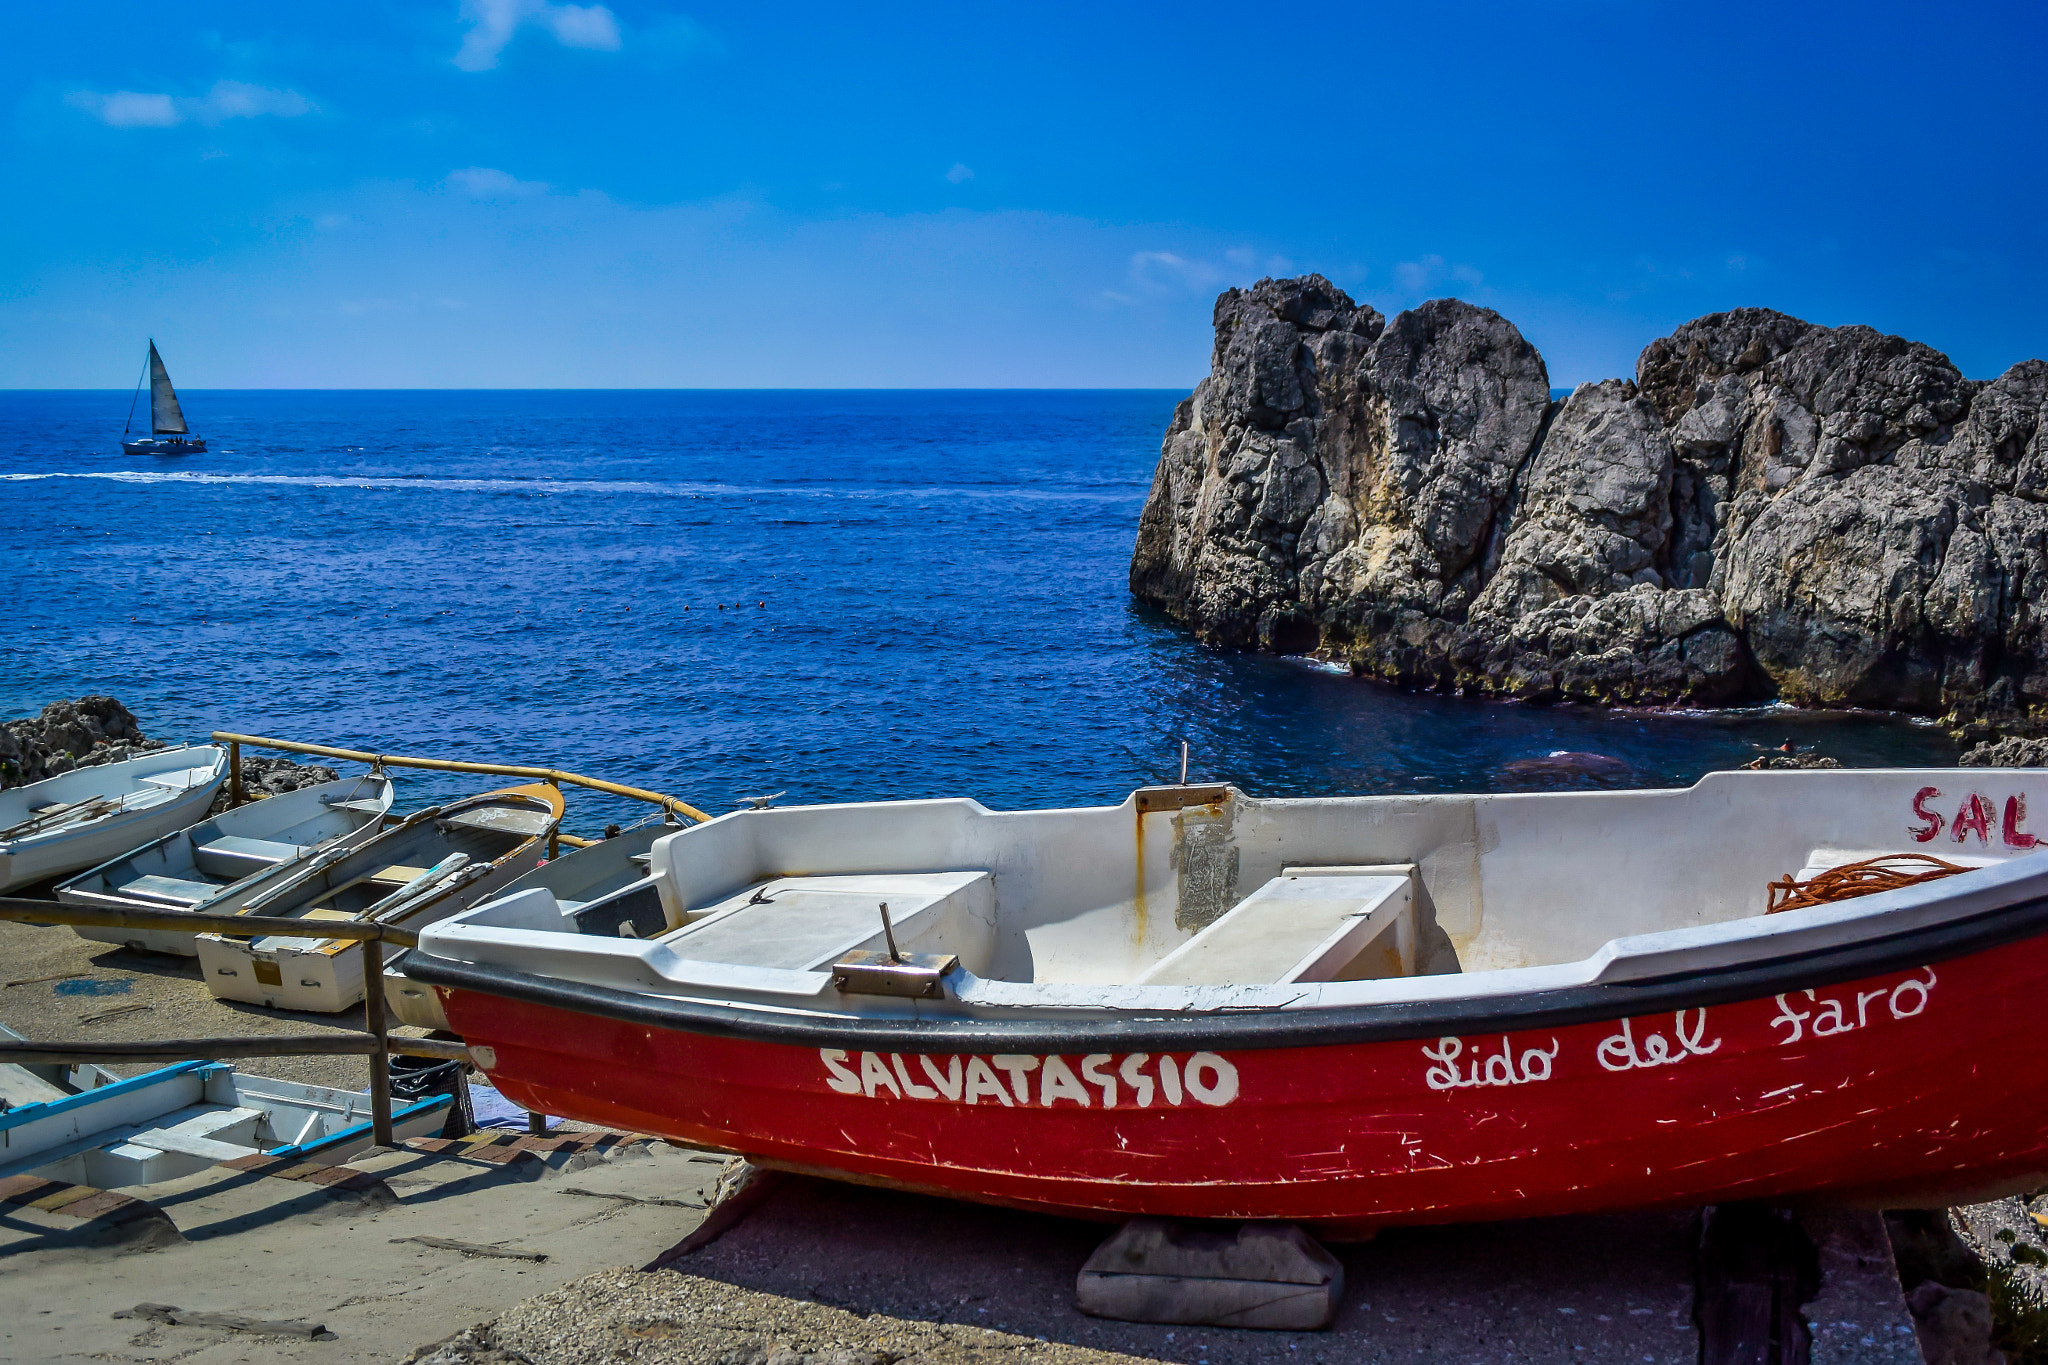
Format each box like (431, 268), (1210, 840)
(0, 389), (1955, 833)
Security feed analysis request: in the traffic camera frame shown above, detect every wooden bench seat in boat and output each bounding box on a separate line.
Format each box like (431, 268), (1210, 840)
(1133, 871), (1414, 987)
(662, 871), (992, 972)
(250, 908), (358, 954)
(192, 835), (304, 881)
(441, 805), (554, 836)
(369, 864), (431, 888)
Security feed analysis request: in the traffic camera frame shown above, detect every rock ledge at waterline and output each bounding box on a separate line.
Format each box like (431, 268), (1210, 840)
(1130, 277), (2048, 731)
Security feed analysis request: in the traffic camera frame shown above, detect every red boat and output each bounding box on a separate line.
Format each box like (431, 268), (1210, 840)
(404, 769), (2048, 1233)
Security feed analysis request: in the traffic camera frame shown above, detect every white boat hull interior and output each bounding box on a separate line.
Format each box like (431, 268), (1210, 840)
(58, 774), (397, 954)
(420, 769), (2048, 1016)
(386, 818), (675, 1029)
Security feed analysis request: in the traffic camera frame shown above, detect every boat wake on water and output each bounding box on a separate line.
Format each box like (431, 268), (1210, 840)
(0, 470), (1138, 505)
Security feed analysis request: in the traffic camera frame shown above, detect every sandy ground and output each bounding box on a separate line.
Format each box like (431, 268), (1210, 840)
(0, 916), (413, 1090)
(1, 1136), (726, 1362)
(415, 1173), (1706, 1365)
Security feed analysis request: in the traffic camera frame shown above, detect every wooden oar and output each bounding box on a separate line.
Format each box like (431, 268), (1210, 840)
(0, 795), (124, 841)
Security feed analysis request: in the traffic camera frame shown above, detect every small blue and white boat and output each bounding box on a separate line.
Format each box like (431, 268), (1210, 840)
(0, 1024), (450, 1187)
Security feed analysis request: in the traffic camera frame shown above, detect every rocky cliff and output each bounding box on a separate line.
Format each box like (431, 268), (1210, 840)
(1130, 277), (2048, 730)
(0, 695), (165, 787)
(0, 696), (336, 796)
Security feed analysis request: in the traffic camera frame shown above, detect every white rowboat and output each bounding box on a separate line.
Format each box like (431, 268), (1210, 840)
(196, 783), (564, 1013)
(0, 747), (228, 893)
(56, 773), (397, 954)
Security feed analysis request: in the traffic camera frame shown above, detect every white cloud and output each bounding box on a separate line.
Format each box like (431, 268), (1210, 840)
(454, 0), (623, 71)
(197, 80), (313, 122)
(71, 91), (179, 127)
(67, 81), (312, 128)
(445, 166), (552, 197)
(945, 163), (975, 185)
(1224, 247), (1297, 277)
(1129, 251), (1223, 294)
(1392, 253), (1484, 295)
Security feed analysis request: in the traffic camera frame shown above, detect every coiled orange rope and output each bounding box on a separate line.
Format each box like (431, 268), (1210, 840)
(1766, 853), (1971, 914)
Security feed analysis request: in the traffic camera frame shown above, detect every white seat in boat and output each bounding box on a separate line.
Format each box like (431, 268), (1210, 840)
(322, 797), (386, 814)
(1133, 873), (1413, 987)
(208, 836), (300, 862)
(194, 835), (303, 880)
(0, 1063), (70, 1107)
(122, 874), (221, 906)
(664, 872), (989, 972)
(139, 767), (217, 793)
(1797, 847), (2005, 880)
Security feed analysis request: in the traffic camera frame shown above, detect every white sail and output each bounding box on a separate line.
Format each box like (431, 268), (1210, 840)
(148, 342), (188, 435)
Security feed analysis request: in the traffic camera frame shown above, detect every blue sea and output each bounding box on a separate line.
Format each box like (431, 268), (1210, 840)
(0, 390), (1955, 834)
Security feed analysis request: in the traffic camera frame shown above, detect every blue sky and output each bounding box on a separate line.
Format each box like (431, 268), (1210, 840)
(6, 1), (2046, 388)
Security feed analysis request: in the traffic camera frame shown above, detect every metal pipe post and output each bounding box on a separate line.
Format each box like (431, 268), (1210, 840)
(361, 937), (394, 1147)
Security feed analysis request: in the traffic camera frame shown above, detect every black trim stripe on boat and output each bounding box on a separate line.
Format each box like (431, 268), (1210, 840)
(398, 887), (2048, 1054)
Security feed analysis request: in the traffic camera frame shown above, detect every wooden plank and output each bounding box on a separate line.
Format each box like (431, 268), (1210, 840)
(114, 1304), (333, 1340)
(0, 896), (418, 946)
(1697, 1204), (1819, 1365)
(0, 1035), (379, 1065)
(361, 937), (392, 1146)
(558, 1186), (705, 1210)
(390, 1235), (546, 1262)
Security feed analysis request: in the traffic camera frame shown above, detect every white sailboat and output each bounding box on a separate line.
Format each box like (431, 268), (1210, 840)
(120, 340), (206, 455)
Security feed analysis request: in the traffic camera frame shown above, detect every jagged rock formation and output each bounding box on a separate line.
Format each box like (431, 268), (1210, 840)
(1131, 277), (2048, 726)
(236, 754), (341, 796)
(0, 696), (335, 796)
(1960, 735), (2048, 766)
(0, 696), (165, 788)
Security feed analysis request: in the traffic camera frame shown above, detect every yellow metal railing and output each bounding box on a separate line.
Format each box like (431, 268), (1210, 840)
(212, 731), (710, 824)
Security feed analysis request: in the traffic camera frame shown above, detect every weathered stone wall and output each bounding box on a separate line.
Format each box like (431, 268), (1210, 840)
(1131, 278), (2048, 728)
